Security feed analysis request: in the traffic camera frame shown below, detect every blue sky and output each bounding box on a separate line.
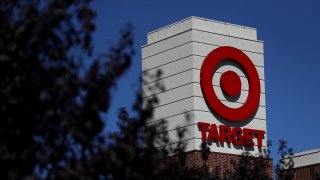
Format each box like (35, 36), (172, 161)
(91, 0), (320, 161)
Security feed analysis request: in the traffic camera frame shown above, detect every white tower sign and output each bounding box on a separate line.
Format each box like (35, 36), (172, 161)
(142, 17), (267, 156)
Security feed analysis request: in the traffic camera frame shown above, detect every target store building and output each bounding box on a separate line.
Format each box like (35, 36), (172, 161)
(142, 17), (273, 178)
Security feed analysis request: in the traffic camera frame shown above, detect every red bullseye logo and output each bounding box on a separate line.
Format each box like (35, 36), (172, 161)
(200, 46), (260, 122)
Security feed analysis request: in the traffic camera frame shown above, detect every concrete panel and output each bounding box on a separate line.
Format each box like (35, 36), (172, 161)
(212, 62), (265, 80)
(300, 153), (320, 167)
(143, 70), (194, 97)
(143, 40), (263, 67)
(143, 56), (264, 85)
(244, 28), (258, 40)
(144, 83), (265, 107)
(156, 138), (196, 153)
(192, 55), (265, 80)
(192, 18), (226, 36)
(194, 96), (266, 120)
(282, 149), (320, 168)
(192, 30), (263, 53)
(192, 43), (264, 67)
(142, 43), (193, 69)
(194, 138), (268, 156)
(146, 17), (257, 45)
(144, 83), (194, 107)
(226, 25), (246, 39)
(156, 138), (267, 157)
(142, 31), (192, 58)
(164, 125), (195, 144)
(194, 97), (266, 120)
(167, 22), (182, 37)
(156, 27), (170, 42)
(244, 39), (264, 54)
(143, 42), (264, 69)
(193, 111), (266, 129)
(143, 69), (265, 97)
(147, 110), (266, 131)
(191, 17), (257, 40)
(157, 138), (268, 156)
(143, 56), (193, 85)
(147, 32), (157, 44)
(147, 17), (193, 44)
(146, 112), (194, 130)
(152, 97), (194, 121)
(151, 96), (265, 122)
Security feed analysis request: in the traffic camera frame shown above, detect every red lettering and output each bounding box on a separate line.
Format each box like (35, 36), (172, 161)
(254, 130), (265, 147)
(219, 125), (232, 143)
(197, 122), (210, 140)
(231, 127), (244, 145)
(244, 129), (255, 146)
(197, 122), (265, 148)
(208, 124), (220, 142)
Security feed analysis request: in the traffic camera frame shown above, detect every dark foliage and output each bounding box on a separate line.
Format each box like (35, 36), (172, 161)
(0, 0), (134, 178)
(275, 140), (294, 180)
(230, 153), (271, 180)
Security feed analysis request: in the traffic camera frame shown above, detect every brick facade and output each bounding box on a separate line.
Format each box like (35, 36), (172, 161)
(160, 150), (274, 179)
(280, 163), (320, 180)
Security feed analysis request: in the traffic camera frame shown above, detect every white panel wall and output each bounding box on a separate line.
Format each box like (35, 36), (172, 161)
(142, 17), (267, 156)
(282, 149), (320, 169)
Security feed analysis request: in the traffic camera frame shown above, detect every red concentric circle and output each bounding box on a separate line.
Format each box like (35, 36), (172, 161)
(200, 46), (260, 122)
(220, 71), (241, 97)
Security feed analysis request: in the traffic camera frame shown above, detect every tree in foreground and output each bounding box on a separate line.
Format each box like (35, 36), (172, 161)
(0, 0), (134, 178)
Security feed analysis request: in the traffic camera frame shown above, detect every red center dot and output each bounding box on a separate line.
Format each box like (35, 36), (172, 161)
(220, 71), (241, 97)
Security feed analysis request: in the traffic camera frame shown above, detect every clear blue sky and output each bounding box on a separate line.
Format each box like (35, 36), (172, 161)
(91, 0), (320, 161)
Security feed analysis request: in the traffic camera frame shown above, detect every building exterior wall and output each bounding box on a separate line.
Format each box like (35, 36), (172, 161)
(142, 17), (267, 156)
(280, 149), (320, 179)
(281, 164), (320, 180)
(159, 151), (274, 179)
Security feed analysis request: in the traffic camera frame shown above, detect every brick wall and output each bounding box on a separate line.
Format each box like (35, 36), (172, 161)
(159, 150), (274, 179)
(280, 163), (320, 180)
